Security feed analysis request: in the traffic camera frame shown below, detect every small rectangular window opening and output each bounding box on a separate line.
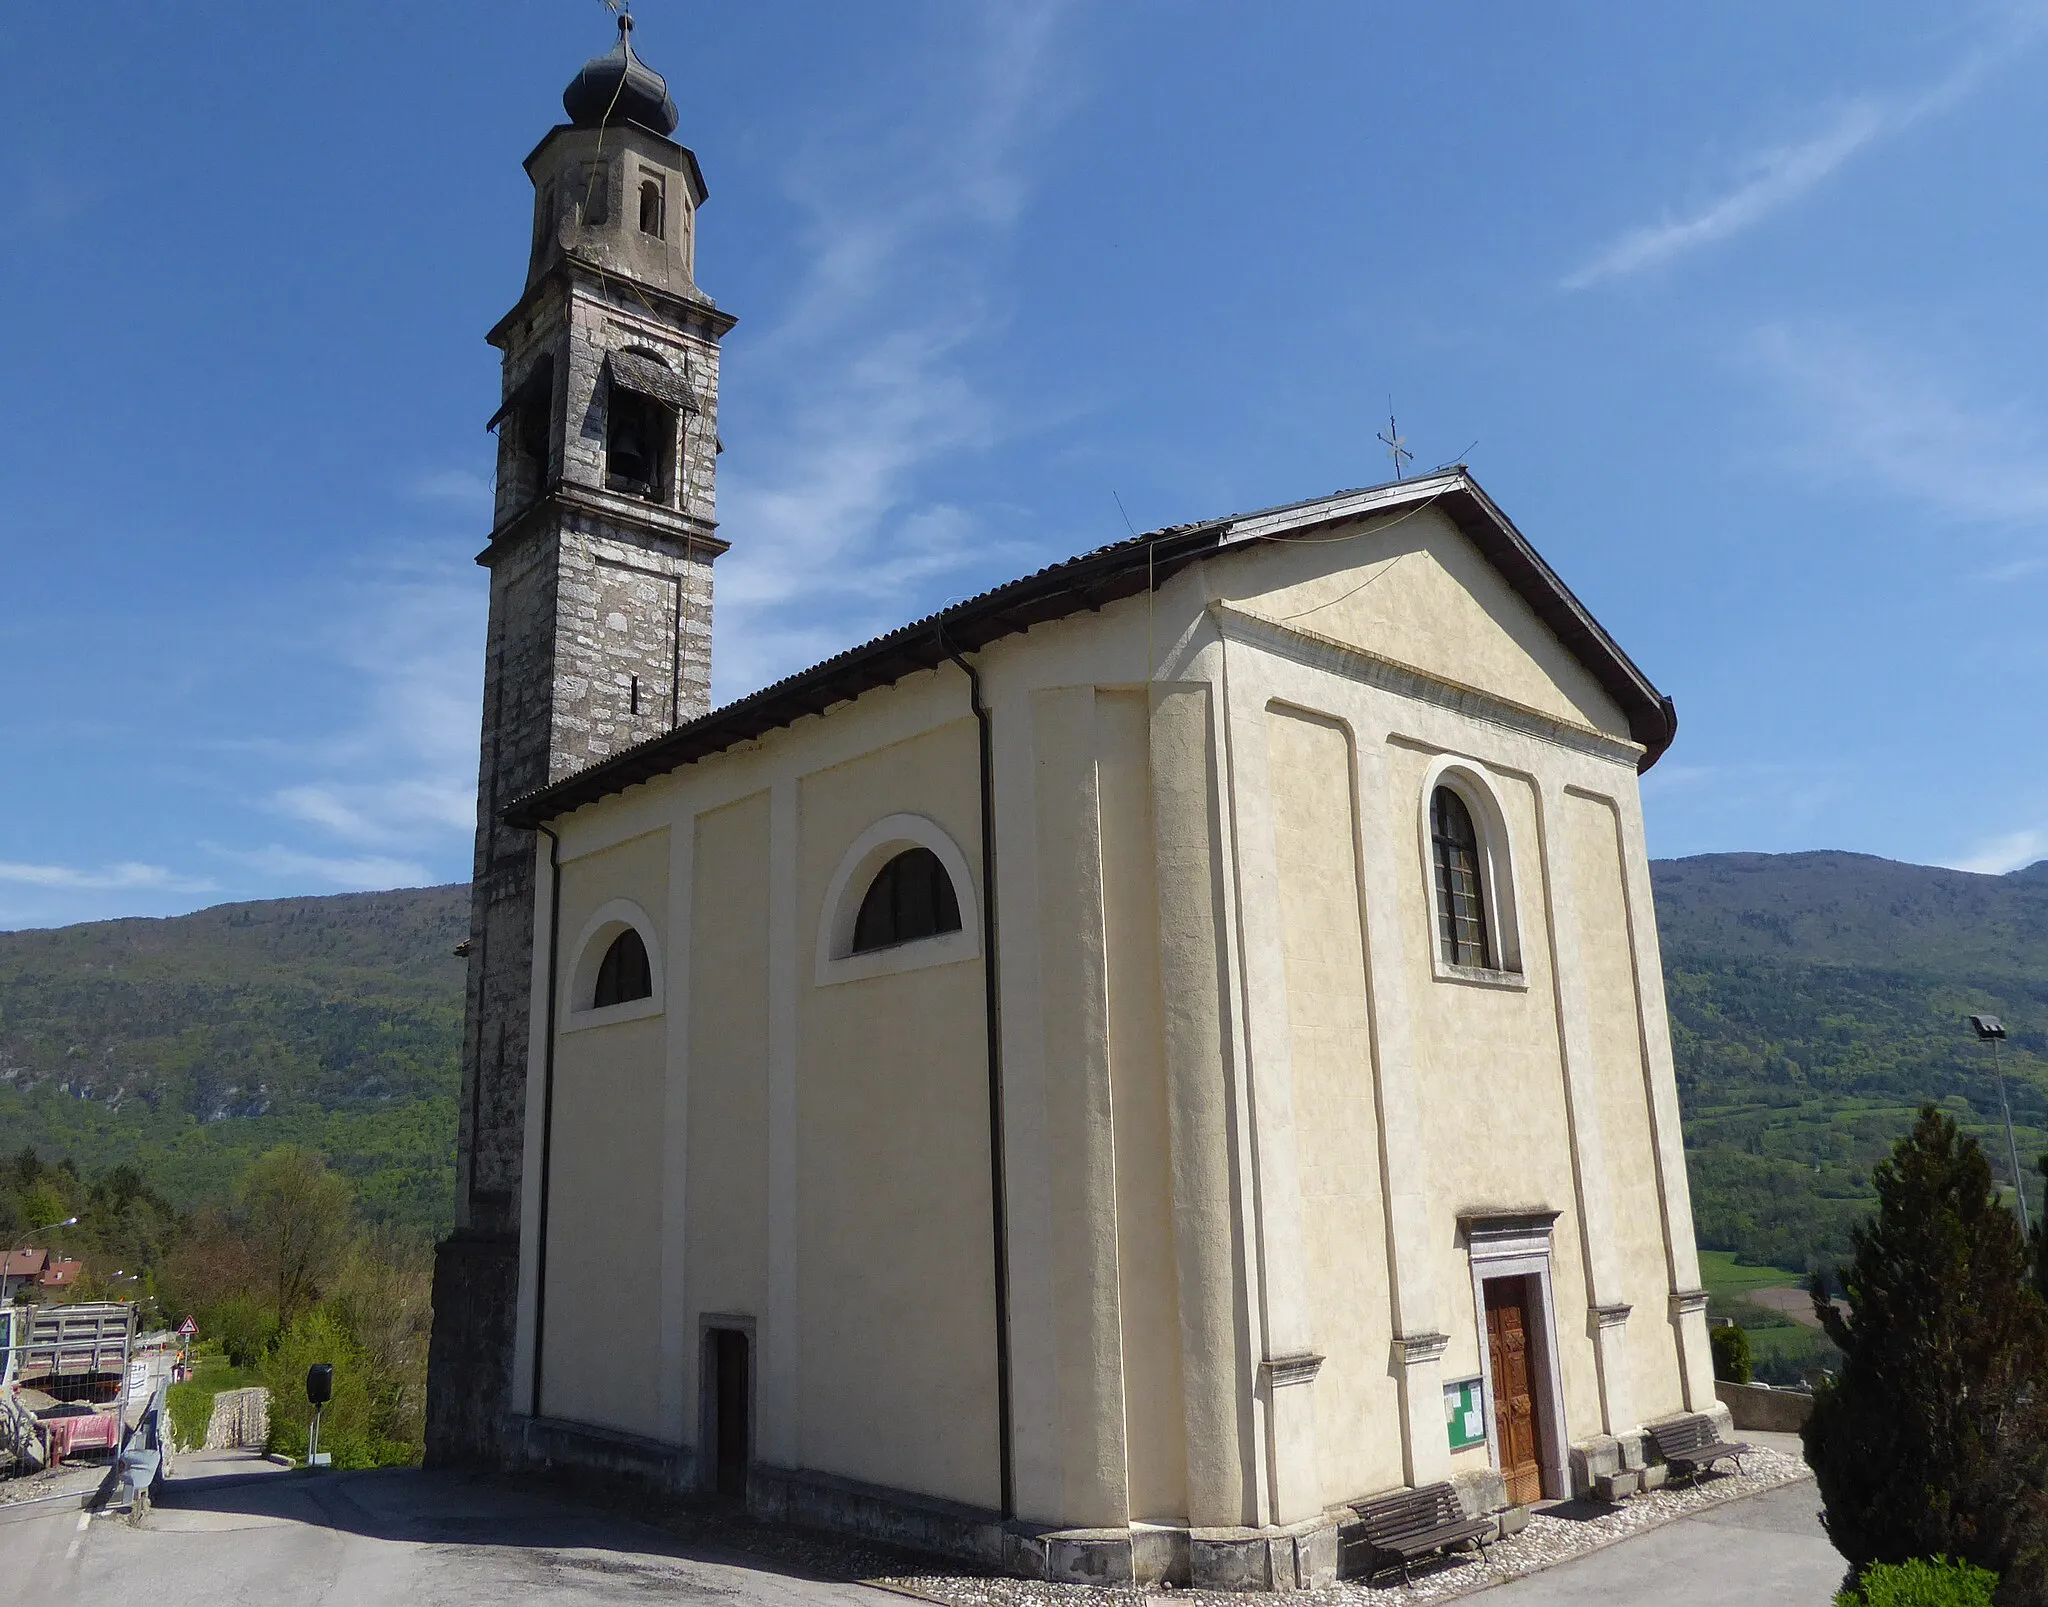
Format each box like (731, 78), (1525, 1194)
(533, 182), (555, 251)
(630, 674), (641, 715)
(577, 161), (610, 227)
(637, 171), (666, 239)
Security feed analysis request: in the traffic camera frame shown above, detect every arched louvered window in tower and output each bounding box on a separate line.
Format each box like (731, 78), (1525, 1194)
(592, 928), (653, 1007)
(1431, 786), (1493, 969)
(851, 848), (962, 954)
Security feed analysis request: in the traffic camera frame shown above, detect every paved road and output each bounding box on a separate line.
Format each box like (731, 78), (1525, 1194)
(1477, 1479), (1846, 1605)
(0, 1460), (894, 1607)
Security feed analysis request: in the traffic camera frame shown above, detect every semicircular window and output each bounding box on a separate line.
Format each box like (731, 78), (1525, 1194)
(592, 928), (653, 1007)
(852, 847), (963, 954)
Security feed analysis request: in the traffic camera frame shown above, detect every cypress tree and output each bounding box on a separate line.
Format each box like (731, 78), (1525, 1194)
(1802, 1106), (2048, 1587)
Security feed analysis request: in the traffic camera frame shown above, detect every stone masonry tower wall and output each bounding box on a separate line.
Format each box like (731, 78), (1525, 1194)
(427, 19), (735, 1466)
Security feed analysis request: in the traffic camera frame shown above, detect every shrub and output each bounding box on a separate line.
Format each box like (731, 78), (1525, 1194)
(1835, 1557), (1999, 1606)
(261, 1308), (416, 1470)
(1710, 1323), (1753, 1384)
(165, 1380), (214, 1450)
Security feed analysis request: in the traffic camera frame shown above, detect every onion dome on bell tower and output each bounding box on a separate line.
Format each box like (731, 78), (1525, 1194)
(562, 13), (679, 137)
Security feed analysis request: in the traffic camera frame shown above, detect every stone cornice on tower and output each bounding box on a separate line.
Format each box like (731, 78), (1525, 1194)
(486, 255), (735, 355)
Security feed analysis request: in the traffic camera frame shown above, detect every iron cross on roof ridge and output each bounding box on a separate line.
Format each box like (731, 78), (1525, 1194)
(1378, 403), (1413, 480)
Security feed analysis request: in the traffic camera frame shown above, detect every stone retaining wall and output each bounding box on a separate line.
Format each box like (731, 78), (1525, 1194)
(1715, 1380), (1813, 1433)
(204, 1387), (270, 1449)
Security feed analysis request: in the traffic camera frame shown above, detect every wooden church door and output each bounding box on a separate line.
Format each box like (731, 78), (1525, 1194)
(1485, 1278), (1545, 1505)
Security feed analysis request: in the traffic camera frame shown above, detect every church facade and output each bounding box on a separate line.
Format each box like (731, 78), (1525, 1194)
(428, 20), (1720, 1592)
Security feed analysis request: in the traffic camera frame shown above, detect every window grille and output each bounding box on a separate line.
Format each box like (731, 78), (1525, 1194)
(592, 929), (653, 1007)
(852, 848), (962, 954)
(1431, 786), (1493, 969)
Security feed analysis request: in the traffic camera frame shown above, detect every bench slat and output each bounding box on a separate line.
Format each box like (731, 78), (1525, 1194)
(1647, 1415), (1752, 1478)
(1344, 1482), (1494, 1583)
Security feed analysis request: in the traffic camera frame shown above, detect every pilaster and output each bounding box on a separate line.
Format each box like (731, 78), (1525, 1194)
(1532, 778), (1634, 1437)
(1348, 737), (1451, 1488)
(1148, 683), (1256, 1531)
(1612, 789), (1717, 1411)
(1213, 645), (1323, 1527)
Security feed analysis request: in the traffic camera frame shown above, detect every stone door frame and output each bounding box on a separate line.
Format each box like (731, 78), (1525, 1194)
(1462, 1212), (1571, 1501)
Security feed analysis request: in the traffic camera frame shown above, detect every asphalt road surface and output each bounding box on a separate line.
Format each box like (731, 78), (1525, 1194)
(2, 1445), (1845, 1607)
(0, 1455), (894, 1607)
(1476, 1478), (1845, 1605)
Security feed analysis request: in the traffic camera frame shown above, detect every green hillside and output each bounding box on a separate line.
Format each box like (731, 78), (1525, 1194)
(0, 852), (2042, 1270)
(1657, 851), (2047, 1274)
(0, 885), (468, 1234)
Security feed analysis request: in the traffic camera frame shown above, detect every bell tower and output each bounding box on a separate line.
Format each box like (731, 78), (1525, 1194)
(428, 14), (735, 1466)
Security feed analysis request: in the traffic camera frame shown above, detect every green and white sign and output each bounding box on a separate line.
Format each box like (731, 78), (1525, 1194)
(1445, 1376), (1487, 1450)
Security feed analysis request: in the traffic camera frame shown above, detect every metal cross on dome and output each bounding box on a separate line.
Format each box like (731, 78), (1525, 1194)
(1378, 406), (1413, 481)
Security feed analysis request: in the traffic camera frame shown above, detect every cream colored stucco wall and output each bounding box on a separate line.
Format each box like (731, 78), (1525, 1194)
(517, 489), (1705, 1535)
(1264, 706), (1406, 1504)
(1216, 511), (1631, 741)
(1384, 751), (1606, 1446)
(794, 719), (1001, 1508)
(684, 792), (771, 1408)
(1030, 685), (1134, 1528)
(1563, 788), (1686, 1424)
(1097, 690), (1191, 1524)
(540, 826), (670, 1435)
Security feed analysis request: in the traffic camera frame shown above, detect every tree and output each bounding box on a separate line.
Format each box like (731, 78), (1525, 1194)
(1710, 1323), (1753, 1384)
(1803, 1106), (2048, 1590)
(237, 1147), (353, 1332)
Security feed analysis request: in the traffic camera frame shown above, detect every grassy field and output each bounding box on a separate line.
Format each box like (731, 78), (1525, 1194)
(1697, 1249), (1803, 1298)
(1697, 1250), (1840, 1385)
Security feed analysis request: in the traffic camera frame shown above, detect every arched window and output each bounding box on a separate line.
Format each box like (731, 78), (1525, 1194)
(1431, 785), (1493, 969)
(591, 928), (653, 1007)
(851, 848), (962, 954)
(638, 177), (665, 238)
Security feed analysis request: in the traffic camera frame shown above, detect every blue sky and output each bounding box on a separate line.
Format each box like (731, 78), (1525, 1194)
(4, 0), (2046, 929)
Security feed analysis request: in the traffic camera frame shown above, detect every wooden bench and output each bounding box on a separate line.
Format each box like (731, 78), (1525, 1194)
(1342, 1482), (1496, 1584)
(1646, 1414), (1750, 1484)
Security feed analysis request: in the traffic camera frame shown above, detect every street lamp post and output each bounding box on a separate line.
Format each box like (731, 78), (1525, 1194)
(1970, 1015), (2031, 1239)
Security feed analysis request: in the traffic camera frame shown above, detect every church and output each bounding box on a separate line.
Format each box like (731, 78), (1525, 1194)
(426, 18), (1723, 1591)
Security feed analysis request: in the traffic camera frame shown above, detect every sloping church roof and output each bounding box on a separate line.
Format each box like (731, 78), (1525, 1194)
(506, 469), (1676, 828)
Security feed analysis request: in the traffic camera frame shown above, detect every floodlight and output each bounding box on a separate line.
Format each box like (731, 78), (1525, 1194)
(1967, 1014), (2029, 1236)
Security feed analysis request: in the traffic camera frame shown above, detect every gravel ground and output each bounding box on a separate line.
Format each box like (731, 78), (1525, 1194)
(0, 1459), (109, 1507)
(871, 1448), (1814, 1607)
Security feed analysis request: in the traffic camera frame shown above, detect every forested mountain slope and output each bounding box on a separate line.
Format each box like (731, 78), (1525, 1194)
(1, 854), (2040, 1267)
(1656, 852), (2047, 1271)
(0, 886), (468, 1232)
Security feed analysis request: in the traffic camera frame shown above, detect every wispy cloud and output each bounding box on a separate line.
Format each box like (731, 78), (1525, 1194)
(1745, 323), (2048, 529)
(206, 844), (437, 890)
(1950, 828), (2048, 875)
(1563, 21), (2035, 290)
(227, 549), (483, 877)
(0, 861), (216, 893)
(712, 1), (1075, 699)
